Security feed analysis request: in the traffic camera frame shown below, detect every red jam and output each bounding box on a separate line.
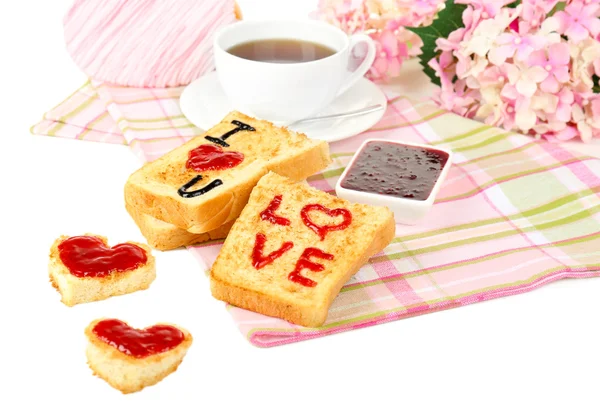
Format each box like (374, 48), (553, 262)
(300, 204), (352, 241)
(288, 248), (334, 287)
(260, 195), (291, 226)
(92, 319), (185, 359)
(58, 236), (147, 278)
(340, 141), (449, 200)
(186, 144), (244, 172)
(251, 233), (294, 269)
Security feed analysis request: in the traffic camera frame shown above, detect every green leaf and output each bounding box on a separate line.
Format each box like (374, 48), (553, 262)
(549, 2), (567, 16)
(407, 0), (467, 86)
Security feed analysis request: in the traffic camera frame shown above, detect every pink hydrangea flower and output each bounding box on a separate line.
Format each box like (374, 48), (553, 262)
(572, 103), (594, 142)
(505, 63), (548, 97)
(315, 0), (443, 82)
(317, 0), (600, 142)
(488, 32), (546, 65)
(552, 1), (600, 42)
(527, 42), (570, 93)
(519, 0), (561, 33)
(315, 0), (369, 33)
(554, 88), (575, 123)
(368, 29), (409, 80)
(462, 6), (519, 57)
(384, 0), (443, 29)
(455, 0), (515, 19)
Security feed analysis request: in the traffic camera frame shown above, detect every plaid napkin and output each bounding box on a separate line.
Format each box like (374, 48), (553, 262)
(32, 81), (600, 347)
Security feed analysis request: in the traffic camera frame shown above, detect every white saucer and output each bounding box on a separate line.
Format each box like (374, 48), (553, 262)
(180, 71), (387, 142)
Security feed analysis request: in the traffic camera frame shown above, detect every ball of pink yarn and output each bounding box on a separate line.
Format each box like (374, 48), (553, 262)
(64, 0), (240, 88)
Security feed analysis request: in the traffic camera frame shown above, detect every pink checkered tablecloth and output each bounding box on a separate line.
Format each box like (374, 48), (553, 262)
(32, 80), (600, 347)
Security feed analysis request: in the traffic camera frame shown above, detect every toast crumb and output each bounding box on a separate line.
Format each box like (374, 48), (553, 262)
(210, 172), (395, 327)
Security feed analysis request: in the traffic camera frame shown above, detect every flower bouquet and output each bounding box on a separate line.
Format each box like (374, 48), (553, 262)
(317, 0), (600, 143)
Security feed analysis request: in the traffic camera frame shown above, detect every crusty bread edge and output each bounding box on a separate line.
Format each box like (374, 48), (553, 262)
(267, 139), (331, 183)
(124, 173), (240, 234)
(210, 211), (396, 328)
(124, 202), (232, 250)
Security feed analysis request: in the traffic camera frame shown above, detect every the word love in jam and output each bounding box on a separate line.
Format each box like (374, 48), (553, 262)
(252, 195), (345, 287)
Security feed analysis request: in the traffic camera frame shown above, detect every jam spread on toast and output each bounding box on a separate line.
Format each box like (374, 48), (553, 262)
(179, 121), (254, 198)
(301, 204), (352, 241)
(92, 319), (184, 359)
(186, 144), (244, 173)
(340, 141), (449, 200)
(205, 120), (255, 147)
(288, 248), (334, 287)
(260, 195), (291, 226)
(58, 236), (147, 278)
(252, 233), (294, 269)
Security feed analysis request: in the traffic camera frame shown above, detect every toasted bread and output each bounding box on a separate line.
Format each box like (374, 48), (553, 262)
(124, 111), (331, 234)
(125, 202), (232, 250)
(210, 172), (396, 327)
(85, 318), (193, 394)
(49, 234), (155, 306)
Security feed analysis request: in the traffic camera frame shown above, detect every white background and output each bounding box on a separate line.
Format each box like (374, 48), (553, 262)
(2, 1), (599, 409)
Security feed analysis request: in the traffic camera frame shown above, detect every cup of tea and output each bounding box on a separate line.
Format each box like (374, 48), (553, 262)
(213, 19), (376, 125)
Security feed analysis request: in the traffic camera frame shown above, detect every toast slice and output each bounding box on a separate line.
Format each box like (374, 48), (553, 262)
(210, 172), (396, 327)
(85, 318), (193, 394)
(49, 234), (155, 306)
(125, 202), (233, 250)
(124, 111), (331, 234)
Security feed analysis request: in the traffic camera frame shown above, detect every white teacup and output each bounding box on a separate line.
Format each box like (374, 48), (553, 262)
(213, 19), (376, 125)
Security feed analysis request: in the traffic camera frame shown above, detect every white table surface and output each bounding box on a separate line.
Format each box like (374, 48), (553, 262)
(3, 1), (599, 409)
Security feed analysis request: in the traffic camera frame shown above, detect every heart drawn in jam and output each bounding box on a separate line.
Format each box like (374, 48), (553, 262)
(92, 319), (185, 359)
(300, 204), (353, 241)
(58, 236), (147, 278)
(186, 144), (244, 172)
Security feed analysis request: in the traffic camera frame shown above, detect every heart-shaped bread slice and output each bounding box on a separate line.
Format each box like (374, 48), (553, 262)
(210, 172), (395, 327)
(49, 234), (155, 306)
(85, 318), (193, 394)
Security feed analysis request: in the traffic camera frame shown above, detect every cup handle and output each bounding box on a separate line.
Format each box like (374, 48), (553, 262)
(337, 33), (376, 96)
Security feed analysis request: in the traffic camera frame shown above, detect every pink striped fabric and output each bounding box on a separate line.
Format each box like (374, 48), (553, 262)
(64, 0), (238, 88)
(32, 82), (600, 347)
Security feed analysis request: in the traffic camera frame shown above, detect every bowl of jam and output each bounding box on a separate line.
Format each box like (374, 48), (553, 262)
(335, 139), (453, 225)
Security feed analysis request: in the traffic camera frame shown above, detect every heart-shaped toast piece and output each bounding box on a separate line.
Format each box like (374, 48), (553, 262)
(300, 204), (353, 241)
(92, 319), (185, 358)
(58, 235), (148, 277)
(186, 144), (244, 172)
(85, 318), (193, 394)
(49, 235), (156, 306)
